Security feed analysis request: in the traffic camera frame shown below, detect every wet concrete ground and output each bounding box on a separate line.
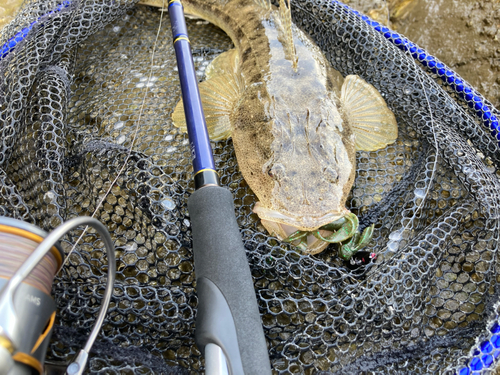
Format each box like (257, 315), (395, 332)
(347, 0), (500, 108)
(398, 0), (500, 108)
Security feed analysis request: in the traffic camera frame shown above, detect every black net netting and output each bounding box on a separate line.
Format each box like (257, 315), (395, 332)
(1, 0), (500, 373)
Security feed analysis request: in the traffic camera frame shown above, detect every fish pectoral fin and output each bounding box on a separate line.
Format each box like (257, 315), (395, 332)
(205, 49), (239, 80)
(341, 75), (398, 151)
(254, 0), (272, 10)
(279, 0), (298, 71)
(172, 68), (243, 141)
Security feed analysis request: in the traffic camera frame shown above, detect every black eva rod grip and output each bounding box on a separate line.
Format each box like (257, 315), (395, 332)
(188, 186), (271, 375)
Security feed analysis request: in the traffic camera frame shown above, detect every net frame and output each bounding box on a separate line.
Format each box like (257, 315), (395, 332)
(0, 0), (499, 373)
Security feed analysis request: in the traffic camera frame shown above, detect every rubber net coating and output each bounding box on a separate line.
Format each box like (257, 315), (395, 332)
(0, 0), (499, 374)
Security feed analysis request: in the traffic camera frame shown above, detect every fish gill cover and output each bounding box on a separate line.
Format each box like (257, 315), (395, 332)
(0, 0), (499, 373)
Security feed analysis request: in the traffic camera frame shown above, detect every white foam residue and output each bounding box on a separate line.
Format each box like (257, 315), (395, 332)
(124, 242), (138, 252)
(387, 240), (399, 252)
(161, 198), (176, 210)
(389, 229), (403, 241)
(414, 188), (426, 198)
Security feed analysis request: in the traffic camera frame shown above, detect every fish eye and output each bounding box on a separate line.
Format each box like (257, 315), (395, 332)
(323, 166), (339, 183)
(265, 165), (274, 178)
(269, 163), (285, 180)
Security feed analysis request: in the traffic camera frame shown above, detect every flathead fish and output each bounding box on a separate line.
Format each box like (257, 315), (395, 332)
(140, 0), (398, 259)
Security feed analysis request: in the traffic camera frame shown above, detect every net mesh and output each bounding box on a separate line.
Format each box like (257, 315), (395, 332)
(1, 0), (500, 373)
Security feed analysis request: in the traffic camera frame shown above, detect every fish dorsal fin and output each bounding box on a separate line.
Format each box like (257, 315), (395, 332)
(341, 75), (398, 151)
(254, 0), (271, 10)
(279, 0), (298, 71)
(172, 49), (243, 141)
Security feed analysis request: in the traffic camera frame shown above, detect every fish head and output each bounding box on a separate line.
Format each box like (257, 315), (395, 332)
(247, 94), (357, 254)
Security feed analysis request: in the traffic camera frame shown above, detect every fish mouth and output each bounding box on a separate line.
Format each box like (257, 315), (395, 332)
(253, 202), (347, 231)
(253, 202), (347, 254)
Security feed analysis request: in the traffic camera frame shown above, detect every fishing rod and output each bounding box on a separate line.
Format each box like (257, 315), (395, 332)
(167, 1), (272, 374)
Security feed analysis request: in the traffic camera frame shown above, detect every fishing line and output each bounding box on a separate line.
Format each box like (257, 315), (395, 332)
(362, 32), (441, 282)
(379, 46), (440, 250)
(393, 47), (440, 241)
(61, 0), (166, 269)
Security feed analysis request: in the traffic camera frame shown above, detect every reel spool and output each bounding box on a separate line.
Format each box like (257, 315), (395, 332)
(0, 217), (63, 375)
(0, 216), (116, 375)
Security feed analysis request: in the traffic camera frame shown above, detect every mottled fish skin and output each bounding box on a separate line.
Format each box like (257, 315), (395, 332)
(230, 11), (356, 231)
(141, 0), (357, 231)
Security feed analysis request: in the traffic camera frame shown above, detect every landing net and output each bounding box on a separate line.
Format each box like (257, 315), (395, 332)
(1, 0), (499, 373)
